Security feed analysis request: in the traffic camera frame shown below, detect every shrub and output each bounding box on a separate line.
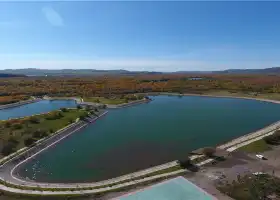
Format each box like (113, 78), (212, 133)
(8, 137), (19, 145)
(1, 143), (16, 156)
(29, 116), (40, 124)
(85, 105), (93, 111)
(32, 129), (48, 138)
(24, 137), (36, 146)
(178, 158), (192, 168)
(60, 108), (68, 112)
(264, 131), (280, 145)
(12, 123), (23, 130)
(202, 147), (216, 157)
(45, 111), (64, 120)
(4, 122), (11, 128)
(79, 113), (89, 121)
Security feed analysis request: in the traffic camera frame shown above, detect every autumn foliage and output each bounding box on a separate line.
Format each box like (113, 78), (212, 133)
(1, 74), (280, 98)
(0, 95), (29, 105)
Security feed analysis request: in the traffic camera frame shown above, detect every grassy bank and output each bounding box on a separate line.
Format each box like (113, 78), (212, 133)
(83, 97), (127, 105)
(0, 108), (88, 158)
(194, 90), (280, 101)
(239, 139), (271, 153)
(83, 94), (145, 105)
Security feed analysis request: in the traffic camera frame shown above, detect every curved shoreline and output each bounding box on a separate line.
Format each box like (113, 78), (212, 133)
(1, 93), (280, 195)
(148, 92), (280, 105)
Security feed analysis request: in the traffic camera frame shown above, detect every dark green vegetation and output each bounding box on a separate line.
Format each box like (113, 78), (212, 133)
(217, 174), (280, 200)
(0, 109), (88, 158)
(263, 130), (280, 145)
(239, 130), (280, 153)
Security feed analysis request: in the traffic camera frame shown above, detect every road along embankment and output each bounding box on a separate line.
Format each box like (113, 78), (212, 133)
(217, 120), (280, 151)
(0, 111), (108, 184)
(0, 99), (40, 110)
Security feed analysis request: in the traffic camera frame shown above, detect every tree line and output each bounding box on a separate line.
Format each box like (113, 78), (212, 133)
(1, 74), (280, 98)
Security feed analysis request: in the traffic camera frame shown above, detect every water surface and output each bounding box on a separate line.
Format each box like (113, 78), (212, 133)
(18, 95), (280, 182)
(0, 100), (76, 120)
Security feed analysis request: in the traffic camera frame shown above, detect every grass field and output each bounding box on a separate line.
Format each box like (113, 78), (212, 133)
(239, 139), (271, 153)
(83, 97), (128, 105)
(0, 109), (88, 157)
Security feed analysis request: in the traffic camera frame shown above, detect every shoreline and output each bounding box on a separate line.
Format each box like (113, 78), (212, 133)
(0, 98), (41, 110)
(1, 93), (280, 195)
(148, 92), (280, 105)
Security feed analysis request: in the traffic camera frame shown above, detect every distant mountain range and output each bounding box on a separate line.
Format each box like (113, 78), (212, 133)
(0, 68), (162, 77)
(216, 67), (280, 74)
(0, 73), (26, 78)
(1, 67), (280, 77)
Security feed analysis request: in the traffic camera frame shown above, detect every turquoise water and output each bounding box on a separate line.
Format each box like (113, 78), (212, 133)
(118, 176), (214, 200)
(18, 95), (280, 182)
(0, 100), (76, 120)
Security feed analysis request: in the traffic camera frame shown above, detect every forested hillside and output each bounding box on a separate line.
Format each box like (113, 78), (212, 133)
(1, 74), (280, 97)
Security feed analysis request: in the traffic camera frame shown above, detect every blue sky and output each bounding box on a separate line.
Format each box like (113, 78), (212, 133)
(1, 1), (280, 71)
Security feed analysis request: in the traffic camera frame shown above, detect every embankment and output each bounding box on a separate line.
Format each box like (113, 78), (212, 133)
(0, 99), (40, 110)
(0, 111), (108, 170)
(81, 98), (150, 109)
(107, 98), (150, 108)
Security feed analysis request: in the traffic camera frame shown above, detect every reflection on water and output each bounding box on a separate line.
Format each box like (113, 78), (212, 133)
(0, 100), (76, 120)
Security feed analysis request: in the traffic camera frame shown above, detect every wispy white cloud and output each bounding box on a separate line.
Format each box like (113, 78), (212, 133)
(42, 6), (64, 27)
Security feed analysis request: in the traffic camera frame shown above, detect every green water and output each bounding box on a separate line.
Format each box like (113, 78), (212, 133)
(18, 95), (280, 182)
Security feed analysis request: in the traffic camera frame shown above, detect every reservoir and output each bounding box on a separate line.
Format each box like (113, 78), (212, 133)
(0, 100), (76, 120)
(16, 95), (280, 183)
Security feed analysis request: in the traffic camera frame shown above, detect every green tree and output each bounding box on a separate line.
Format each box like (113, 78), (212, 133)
(29, 116), (40, 124)
(60, 108), (68, 112)
(24, 137), (36, 146)
(1, 143), (16, 156)
(202, 147), (216, 157)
